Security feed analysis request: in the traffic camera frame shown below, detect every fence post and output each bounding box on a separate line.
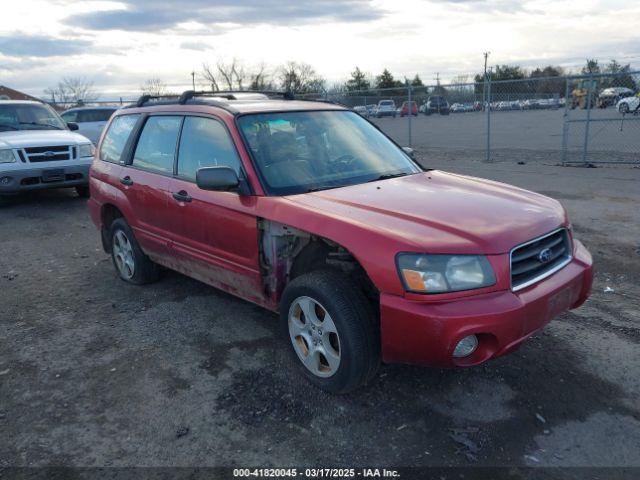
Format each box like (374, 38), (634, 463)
(582, 74), (593, 165)
(561, 77), (570, 165)
(485, 71), (492, 162)
(407, 83), (412, 147)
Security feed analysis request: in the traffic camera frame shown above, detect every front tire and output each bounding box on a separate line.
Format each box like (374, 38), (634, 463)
(619, 103), (630, 114)
(109, 218), (160, 285)
(280, 270), (379, 394)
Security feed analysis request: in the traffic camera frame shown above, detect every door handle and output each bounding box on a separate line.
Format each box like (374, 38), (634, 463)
(120, 176), (133, 186)
(172, 190), (192, 203)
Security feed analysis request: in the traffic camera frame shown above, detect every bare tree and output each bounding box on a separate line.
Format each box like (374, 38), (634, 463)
(140, 78), (167, 96)
(201, 63), (220, 92)
(44, 77), (98, 105)
(279, 61), (325, 94)
(248, 63), (272, 90)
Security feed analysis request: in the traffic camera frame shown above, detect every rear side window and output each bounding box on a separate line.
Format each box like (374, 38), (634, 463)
(177, 116), (241, 181)
(132, 116), (182, 174)
(77, 109), (116, 122)
(100, 114), (140, 164)
(61, 111), (77, 122)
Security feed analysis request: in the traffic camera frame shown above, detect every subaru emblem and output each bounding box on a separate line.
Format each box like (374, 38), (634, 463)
(538, 248), (552, 263)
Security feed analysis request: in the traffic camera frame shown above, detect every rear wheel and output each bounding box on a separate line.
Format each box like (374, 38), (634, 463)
(619, 103), (630, 114)
(109, 218), (160, 284)
(280, 270), (379, 394)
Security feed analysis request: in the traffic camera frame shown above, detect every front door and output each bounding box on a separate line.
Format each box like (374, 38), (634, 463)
(166, 115), (264, 304)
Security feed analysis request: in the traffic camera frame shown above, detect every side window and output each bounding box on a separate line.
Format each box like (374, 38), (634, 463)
(61, 111), (77, 122)
(177, 116), (241, 181)
(132, 116), (182, 174)
(100, 114), (140, 164)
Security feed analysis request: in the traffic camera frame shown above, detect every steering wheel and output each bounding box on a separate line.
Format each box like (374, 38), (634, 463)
(332, 154), (356, 169)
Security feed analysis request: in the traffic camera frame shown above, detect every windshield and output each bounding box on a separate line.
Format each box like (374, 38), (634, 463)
(237, 110), (421, 195)
(0, 103), (67, 132)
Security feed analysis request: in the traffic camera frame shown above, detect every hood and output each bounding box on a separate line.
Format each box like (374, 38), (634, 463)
(284, 171), (566, 255)
(0, 130), (91, 149)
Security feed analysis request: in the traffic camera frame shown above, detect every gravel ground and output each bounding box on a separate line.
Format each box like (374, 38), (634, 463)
(1, 155), (639, 473)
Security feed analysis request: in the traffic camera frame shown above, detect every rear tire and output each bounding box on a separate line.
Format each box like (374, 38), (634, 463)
(76, 185), (90, 198)
(280, 270), (380, 394)
(109, 218), (160, 285)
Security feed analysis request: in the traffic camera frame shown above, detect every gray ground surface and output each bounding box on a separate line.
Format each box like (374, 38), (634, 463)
(1, 157), (639, 469)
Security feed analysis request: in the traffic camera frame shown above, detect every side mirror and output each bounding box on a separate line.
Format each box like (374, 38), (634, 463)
(402, 147), (415, 159)
(196, 166), (240, 192)
(67, 122), (79, 131)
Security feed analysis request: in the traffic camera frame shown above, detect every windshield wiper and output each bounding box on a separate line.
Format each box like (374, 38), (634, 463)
(18, 122), (64, 130)
(367, 172), (409, 182)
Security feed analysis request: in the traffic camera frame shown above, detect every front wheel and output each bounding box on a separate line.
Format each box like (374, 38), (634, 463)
(619, 103), (630, 114)
(280, 270), (379, 394)
(109, 218), (160, 285)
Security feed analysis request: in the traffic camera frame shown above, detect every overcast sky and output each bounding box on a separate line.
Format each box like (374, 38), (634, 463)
(1, 0), (639, 99)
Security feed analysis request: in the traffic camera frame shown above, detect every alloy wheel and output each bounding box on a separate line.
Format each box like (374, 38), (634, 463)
(113, 230), (135, 279)
(288, 296), (341, 378)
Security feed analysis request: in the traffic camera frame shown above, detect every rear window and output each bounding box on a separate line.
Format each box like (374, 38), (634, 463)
(100, 114), (140, 164)
(379, 100), (393, 106)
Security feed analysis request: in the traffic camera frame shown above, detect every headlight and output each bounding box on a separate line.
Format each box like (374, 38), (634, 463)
(78, 144), (95, 158)
(397, 253), (496, 294)
(0, 149), (16, 164)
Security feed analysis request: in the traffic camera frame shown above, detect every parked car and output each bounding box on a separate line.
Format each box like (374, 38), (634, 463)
(61, 106), (117, 144)
(450, 103), (465, 113)
(0, 100), (95, 200)
(88, 91), (593, 393)
(376, 99), (396, 118)
(365, 104), (377, 117)
(616, 95), (640, 114)
(597, 87), (635, 108)
(424, 96), (449, 115)
(399, 101), (418, 117)
(353, 105), (368, 117)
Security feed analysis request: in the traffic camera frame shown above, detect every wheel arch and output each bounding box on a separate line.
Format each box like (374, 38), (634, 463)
(259, 219), (379, 312)
(100, 203), (125, 252)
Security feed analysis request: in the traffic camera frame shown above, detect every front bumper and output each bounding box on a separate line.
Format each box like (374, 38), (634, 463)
(380, 240), (593, 367)
(0, 164), (90, 194)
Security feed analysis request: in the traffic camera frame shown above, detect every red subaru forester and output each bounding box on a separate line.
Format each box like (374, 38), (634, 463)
(88, 91), (593, 393)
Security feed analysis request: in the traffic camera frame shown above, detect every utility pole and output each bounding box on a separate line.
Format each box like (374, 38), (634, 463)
(482, 51), (490, 111)
(191, 71), (196, 90)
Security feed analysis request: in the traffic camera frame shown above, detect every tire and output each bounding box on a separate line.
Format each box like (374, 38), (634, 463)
(75, 185), (90, 198)
(280, 269), (380, 394)
(109, 218), (160, 285)
(619, 103), (630, 114)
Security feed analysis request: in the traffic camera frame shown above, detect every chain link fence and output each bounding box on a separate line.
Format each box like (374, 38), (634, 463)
(300, 71), (640, 166)
(44, 72), (640, 166)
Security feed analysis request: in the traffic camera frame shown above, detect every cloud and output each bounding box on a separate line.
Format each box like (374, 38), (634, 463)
(0, 35), (91, 57)
(180, 41), (211, 51)
(66, 0), (385, 31)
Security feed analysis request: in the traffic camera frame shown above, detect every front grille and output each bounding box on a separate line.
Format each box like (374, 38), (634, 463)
(510, 228), (572, 291)
(23, 145), (72, 162)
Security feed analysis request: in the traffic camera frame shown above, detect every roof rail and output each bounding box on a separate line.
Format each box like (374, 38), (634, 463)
(178, 90), (294, 104)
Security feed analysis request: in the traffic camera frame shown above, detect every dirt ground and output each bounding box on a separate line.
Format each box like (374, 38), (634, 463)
(1, 154), (639, 473)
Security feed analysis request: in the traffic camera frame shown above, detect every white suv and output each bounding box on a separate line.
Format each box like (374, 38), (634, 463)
(0, 100), (95, 200)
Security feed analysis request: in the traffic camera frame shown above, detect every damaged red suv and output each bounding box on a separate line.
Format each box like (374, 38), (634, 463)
(88, 91), (593, 393)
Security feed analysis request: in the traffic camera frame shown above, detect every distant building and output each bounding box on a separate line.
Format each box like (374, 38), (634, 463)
(0, 85), (41, 102)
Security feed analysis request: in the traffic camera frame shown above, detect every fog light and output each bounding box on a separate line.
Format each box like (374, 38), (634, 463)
(0, 176), (11, 185)
(453, 335), (478, 358)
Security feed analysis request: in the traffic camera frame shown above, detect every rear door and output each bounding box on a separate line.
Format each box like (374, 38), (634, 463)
(166, 115), (263, 303)
(120, 114), (183, 261)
